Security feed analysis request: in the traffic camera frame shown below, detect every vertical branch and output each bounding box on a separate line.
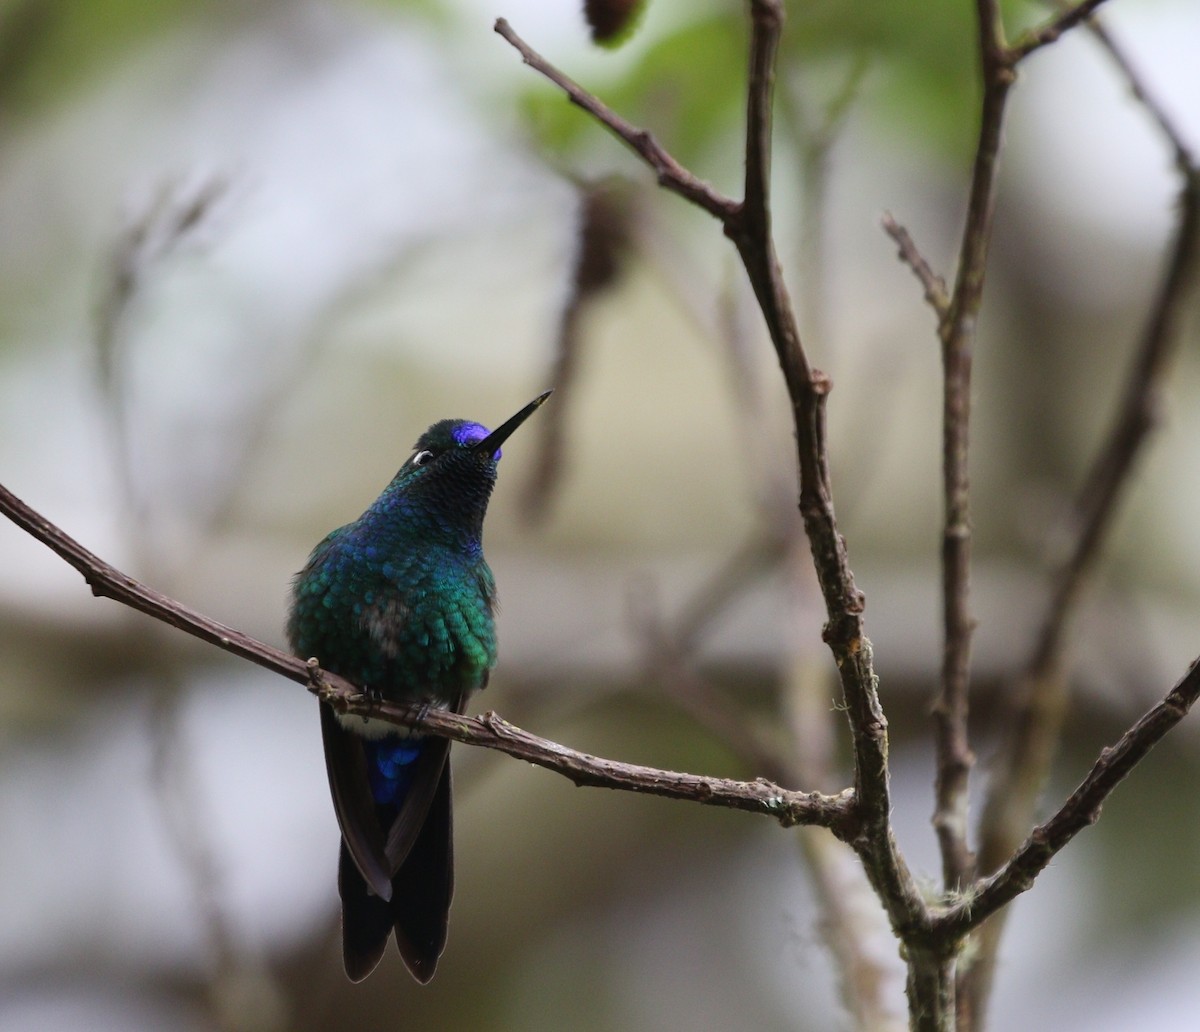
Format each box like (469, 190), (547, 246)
(498, 0), (930, 972)
(930, 0), (1014, 899)
(963, 9), (1200, 1026)
(970, 135), (1200, 1032)
(726, 2), (920, 925)
(908, 951), (957, 1032)
(800, 828), (907, 1032)
(523, 179), (631, 522)
(90, 179), (282, 1032)
(783, 55), (870, 346)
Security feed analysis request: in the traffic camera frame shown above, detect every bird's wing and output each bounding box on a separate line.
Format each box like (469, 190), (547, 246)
(382, 691), (465, 866)
(320, 702), (394, 901)
(391, 753), (454, 982)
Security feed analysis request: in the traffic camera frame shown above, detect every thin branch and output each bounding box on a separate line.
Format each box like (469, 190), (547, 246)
(881, 212), (951, 322)
(328, 688), (850, 829)
(522, 179), (630, 522)
(964, 12), (1200, 1024)
(941, 655), (1200, 937)
(735, 0), (901, 881)
(968, 105), (1200, 1032)
(928, 0), (1017, 901)
(1033, 172), (1200, 685)
(716, 125), (901, 1026)
(1008, 0), (1116, 62)
(785, 52), (871, 346)
(0, 481), (852, 832)
(746, 0), (932, 944)
(1065, 7), (1194, 171)
(497, 0), (926, 967)
(493, 18), (738, 223)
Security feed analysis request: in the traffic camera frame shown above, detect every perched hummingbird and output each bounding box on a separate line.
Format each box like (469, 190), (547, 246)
(286, 390), (551, 983)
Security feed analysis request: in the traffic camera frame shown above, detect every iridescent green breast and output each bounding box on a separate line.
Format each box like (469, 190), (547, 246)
(287, 525), (497, 704)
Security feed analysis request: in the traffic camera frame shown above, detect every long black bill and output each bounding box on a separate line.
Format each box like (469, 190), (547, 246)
(473, 389), (553, 457)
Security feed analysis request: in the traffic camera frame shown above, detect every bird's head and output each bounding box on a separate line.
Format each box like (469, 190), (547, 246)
(368, 390), (552, 539)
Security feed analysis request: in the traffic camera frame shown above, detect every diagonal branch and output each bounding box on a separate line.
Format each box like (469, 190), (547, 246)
(881, 212), (951, 323)
(977, 0), (1200, 876)
(496, 5), (931, 1015)
(327, 683), (851, 829)
(0, 481), (852, 831)
(1077, 14), (1197, 172)
(966, 11), (1200, 1025)
(970, 115), (1200, 1029)
(493, 18), (738, 223)
(1008, 0), (1116, 62)
(940, 654), (1200, 937)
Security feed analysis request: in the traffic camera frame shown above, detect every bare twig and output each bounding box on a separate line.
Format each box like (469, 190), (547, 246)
(942, 655), (1200, 936)
(928, 0), (1017, 906)
(968, 24), (1200, 1020)
(784, 53), (871, 344)
(1080, 23), (1196, 171)
(0, 481), (853, 832)
(881, 212), (951, 322)
(1008, 0), (1116, 62)
(494, 18), (738, 222)
(496, 5), (931, 1022)
(342, 692), (852, 827)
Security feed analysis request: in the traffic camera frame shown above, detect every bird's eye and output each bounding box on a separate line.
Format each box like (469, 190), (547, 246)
(412, 450), (434, 467)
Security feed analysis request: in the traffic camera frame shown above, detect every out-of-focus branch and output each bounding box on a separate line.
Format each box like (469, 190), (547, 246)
(881, 213), (951, 323)
(90, 176), (263, 1032)
(1074, 13), (1197, 173)
(783, 53), (870, 346)
(522, 179), (632, 522)
(969, 82), (1195, 1032)
(628, 552), (797, 790)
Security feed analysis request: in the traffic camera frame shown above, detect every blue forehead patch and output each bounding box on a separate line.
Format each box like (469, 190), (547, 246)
(452, 421), (500, 458)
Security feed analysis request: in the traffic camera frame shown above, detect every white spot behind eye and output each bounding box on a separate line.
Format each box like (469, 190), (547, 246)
(412, 450), (434, 467)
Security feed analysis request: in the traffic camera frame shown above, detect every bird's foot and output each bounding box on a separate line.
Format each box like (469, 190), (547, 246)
(352, 683), (385, 728)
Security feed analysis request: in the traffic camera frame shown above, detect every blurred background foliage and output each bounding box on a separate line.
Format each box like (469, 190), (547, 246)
(1, 0), (1198, 1030)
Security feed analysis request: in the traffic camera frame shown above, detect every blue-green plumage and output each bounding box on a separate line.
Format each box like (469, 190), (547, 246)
(287, 392), (550, 983)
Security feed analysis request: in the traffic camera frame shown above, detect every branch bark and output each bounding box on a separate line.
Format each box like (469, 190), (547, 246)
(496, 3), (934, 1022)
(0, 481), (852, 832)
(953, 8), (1200, 1025)
(881, 213), (951, 322)
(1008, 0), (1116, 61)
(941, 655), (1200, 936)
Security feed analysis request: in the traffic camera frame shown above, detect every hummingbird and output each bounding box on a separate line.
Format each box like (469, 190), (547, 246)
(286, 390), (551, 982)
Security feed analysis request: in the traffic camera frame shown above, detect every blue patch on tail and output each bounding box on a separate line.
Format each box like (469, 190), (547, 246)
(365, 738), (424, 806)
